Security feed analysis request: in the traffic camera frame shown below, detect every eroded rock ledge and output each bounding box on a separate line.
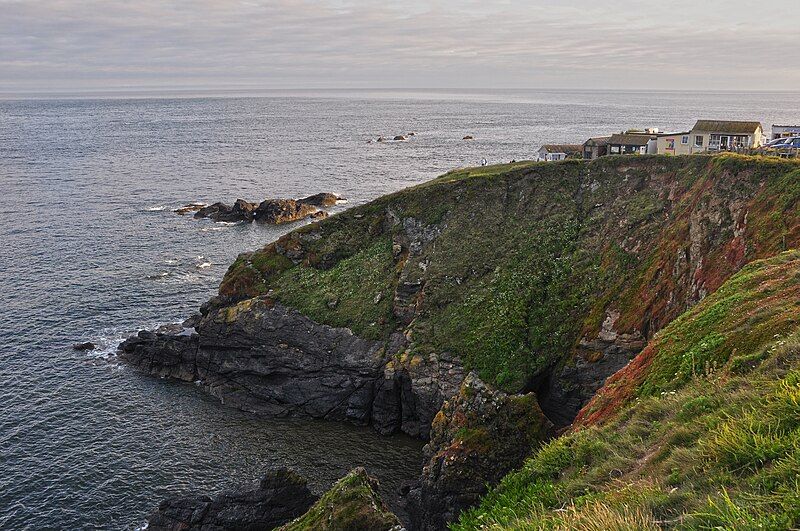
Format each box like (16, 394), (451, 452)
(119, 300), (463, 440)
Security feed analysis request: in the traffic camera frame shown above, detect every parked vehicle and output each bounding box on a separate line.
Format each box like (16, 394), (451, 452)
(765, 137), (791, 148)
(773, 137), (800, 150)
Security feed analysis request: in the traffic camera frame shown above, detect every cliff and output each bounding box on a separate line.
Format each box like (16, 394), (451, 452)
(455, 250), (800, 529)
(121, 154), (800, 529)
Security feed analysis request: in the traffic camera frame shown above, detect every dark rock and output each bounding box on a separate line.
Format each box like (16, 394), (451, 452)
(146, 468), (316, 531)
(194, 200), (257, 223)
(393, 135), (407, 141)
(535, 309), (646, 428)
(406, 372), (553, 530)
(462, 135), (473, 140)
(308, 211), (328, 220)
(254, 199), (317, 225)
(298, 193), (340, 207)
(118, 302), (464, 438)
(72, 341), (95, 351)
(193, 202), (228, 220)
(175, 203), (206, 215)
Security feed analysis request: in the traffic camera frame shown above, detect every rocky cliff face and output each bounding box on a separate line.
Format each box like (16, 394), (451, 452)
(119, 300), (463, 439)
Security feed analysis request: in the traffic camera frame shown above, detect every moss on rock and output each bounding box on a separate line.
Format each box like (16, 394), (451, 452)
(279, 468), (400, 531)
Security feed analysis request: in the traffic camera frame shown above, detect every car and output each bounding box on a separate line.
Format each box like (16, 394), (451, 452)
(773, 137), (800, 150)
(765, 137), (791, 148)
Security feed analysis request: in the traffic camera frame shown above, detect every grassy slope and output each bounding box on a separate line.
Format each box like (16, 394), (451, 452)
(454, 251), (800, 530)
(216, 155), (800, 392)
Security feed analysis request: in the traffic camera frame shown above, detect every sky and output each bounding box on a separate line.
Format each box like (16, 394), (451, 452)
(1, 0), (798, 93)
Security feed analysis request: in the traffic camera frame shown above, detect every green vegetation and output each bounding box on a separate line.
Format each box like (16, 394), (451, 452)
(274, 238), (397, 340)
(216, 155), (800, 394)
(279, 468), (400, 531)
(454, 251), (800, 530)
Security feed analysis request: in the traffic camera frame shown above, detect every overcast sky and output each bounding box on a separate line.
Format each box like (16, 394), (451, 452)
(1, 0), (797, 93)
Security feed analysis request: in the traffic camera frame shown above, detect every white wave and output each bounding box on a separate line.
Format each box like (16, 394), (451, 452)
(164, 259), (178, 265)
(145, 206), (166, 212)
(336, 199), (349, 205)
(146, 272), (169, 279)
(196, 262), (211, 269)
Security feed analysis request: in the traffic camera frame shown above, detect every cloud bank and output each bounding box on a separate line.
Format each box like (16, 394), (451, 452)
(1, 0), (797, 92)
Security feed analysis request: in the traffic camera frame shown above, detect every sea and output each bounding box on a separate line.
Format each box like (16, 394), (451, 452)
(1, 89), (798, 530)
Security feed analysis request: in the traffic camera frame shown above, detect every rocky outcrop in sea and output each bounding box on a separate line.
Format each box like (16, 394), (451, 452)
(174, 193), (342, 224)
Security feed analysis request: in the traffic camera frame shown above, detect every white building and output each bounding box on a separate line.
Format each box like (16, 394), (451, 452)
(536, 144), (583, 162)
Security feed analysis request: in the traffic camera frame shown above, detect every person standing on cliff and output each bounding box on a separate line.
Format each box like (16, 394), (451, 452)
(481, 158), (487, 166)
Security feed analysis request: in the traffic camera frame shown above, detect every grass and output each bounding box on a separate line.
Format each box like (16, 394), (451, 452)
(453, 252), (800, 530)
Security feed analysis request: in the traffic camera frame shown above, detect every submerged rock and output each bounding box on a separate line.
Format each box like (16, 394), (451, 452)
(462, 135), (473, 140)
(393, 135), (407, 141)
(72, 341), (95, 351)
(146, 469), (316, 531)
(406, 372), (553, 530)
(280, 468), (400, 531)
(175, 203), (206, 215)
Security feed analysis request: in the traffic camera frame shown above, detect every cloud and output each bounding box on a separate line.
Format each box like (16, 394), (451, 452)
(0, 0), (796, 91)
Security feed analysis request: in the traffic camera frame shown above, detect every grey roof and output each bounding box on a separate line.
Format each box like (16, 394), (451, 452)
(655, 131), (691, 137)
(584, 136), (611, 147)
(608, 134), (652, 146)
(692, 120), (762, 134)
(540, 144), (583, 154)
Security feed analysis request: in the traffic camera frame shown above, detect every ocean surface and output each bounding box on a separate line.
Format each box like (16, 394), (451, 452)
(1, 89), (798, 529)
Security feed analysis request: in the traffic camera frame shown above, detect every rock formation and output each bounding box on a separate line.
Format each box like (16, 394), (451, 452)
(178, 194), (343, 224)
(406, 373), (553, 530)
(146, 469), (316, 531)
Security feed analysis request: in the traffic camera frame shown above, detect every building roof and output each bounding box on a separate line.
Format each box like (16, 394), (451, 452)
(540, 144), (583, 154)
(584, 136), (611, 147)
(608, 134), (652, 146)
(692, 120), (762, 134)
(655, 131), (691, 137)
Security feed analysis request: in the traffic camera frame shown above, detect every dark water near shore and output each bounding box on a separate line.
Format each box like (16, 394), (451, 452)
(1, 89), (798, 529)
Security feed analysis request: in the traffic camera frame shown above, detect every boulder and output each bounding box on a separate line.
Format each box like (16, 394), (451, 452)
(298, 193), (340, 207)
(254, 199), (317, 225)
(462, 135), (473, 140)
(146, 469), (316, 531)
(393, 135), (407, 141)
(72, 341), (95, 351)
(193, 200), (257, 223)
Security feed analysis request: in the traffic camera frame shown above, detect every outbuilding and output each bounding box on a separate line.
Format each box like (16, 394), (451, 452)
(536, 144), (583, 162)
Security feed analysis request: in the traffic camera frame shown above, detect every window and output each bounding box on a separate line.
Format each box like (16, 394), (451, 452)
(694, 135), (704, 147)
(681, 136), (689, 145)
(610, 146), (620, 154)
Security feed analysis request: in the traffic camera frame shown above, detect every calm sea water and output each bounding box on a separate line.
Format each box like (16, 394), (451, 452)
(1, 89), (798, 530)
